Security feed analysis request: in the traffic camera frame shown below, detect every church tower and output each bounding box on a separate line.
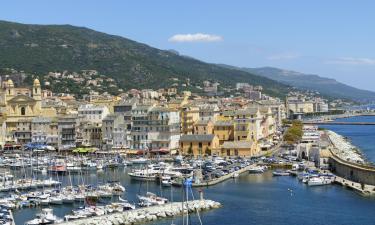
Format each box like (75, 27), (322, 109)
(33, 78), (42, 114)
(32, 78), (41, 100)
(5, 79), (14, 101)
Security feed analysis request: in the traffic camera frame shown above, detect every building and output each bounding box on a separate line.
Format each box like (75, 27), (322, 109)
(179, 134), (220, 156)
(31, 117), (58, 146)
(0, 78), (57, 144)
(57, 115), (78, 151)
(213, 120), (234, 146)
(181, 106), (200, 134)
(193, 120), (213, 135)
(102, 114), (129, 150)
(78, 104), (110, 125)
(221, 140), (258, 157)
(147, 107), (180, 151)
(130, 105), (153, 150)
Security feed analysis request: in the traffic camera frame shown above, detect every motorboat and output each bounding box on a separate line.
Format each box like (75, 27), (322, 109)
(137, 192), (168, 207)
(128, 170), (157, 181)
(272, 170), (290, 176)
(248, 165), (265, 174)
(25, 208), (63, 225)
(130, 157), (149, 164)
(161, 176), (172, 187)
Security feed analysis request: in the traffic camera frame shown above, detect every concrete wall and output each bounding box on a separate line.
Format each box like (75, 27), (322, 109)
(329, 155), (375, 185)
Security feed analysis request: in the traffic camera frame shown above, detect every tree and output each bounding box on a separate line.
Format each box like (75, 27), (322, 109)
(187, 146), (193, 156)
(283, 120), (303, 144)
(205, 147), (211, 156)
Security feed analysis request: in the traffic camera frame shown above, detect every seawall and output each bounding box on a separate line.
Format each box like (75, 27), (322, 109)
(59, 199), (221, 225)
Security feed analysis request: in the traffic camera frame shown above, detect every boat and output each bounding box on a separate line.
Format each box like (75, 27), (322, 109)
(128, 170), (157, 181)
(130, 158), (149, 164)
(137, 192), (168, 207)
(272, 170), (290, 176)
(25, 208), (63, 225)
(161, 176), (172, 187)
(248, 166), (265, 174)
(308, 175), (335, 186)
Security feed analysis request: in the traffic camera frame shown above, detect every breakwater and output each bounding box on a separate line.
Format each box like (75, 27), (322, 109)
(59, 199), (221, 225)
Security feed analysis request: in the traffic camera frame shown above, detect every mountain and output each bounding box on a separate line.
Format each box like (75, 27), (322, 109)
(221, 65), (375, 102)
(0, 20), (291, 98)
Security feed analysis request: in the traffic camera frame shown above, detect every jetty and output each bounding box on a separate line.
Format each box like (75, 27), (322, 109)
(58, 199), (221, 225)
(173, 165), (251, 187)
(334, 176), (375, 196)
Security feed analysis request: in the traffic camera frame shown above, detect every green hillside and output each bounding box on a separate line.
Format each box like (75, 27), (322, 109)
(0, 20), (291, 98)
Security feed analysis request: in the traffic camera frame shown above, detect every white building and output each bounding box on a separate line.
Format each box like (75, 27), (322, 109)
(78, 104), (110, 124)
(147, 107), (180, 150)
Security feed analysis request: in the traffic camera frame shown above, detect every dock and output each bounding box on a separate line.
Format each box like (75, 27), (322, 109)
(173, 165), (251, 187)
(58, 199), (221, 225)
(334, 176), (375, 196)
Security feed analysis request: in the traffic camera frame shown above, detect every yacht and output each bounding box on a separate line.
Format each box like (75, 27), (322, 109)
(128, 170), (157, 181)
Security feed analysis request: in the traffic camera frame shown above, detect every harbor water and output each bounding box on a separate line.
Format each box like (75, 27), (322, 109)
(8, 115), (375, 225)
(10, 169), (375, 225)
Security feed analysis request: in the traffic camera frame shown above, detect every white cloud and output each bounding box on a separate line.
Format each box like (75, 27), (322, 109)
(267, 52), (300, 60)
(326, 57), (375, 65)
(168, 33), (223, 43)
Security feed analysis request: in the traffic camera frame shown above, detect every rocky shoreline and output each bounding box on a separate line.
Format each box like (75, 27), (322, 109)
(326, 130), (365, 164)
(59, 199), (221, 225)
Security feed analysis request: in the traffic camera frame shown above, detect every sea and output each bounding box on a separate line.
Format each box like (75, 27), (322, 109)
(11, 116), (375, 225)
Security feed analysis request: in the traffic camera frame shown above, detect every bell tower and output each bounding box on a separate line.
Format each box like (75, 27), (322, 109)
(33, 78), (41, 100)
(33, 78), (42, 114)
(5, 79), (14, 100)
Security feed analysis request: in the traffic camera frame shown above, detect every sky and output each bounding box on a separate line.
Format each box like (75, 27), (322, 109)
(1, 0), (375, 91)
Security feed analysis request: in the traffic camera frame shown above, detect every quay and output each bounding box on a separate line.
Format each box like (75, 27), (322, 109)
(334, 176), (375, 196)
(173, 165), (251, 187)
(58, 199), (221, 225)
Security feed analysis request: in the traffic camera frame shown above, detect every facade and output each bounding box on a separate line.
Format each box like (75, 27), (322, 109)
(213, 120), (234, 146)
(57, 115), (78, 151)
(0, 79), (57, 145)
(221, 140), (258, 157)
(179, 134), (220, 156)
(181, 106), (199, 134)
(78, 104), (110, 124)
(147, 107), (180, 150)
(31, 117), (58, 146)
(193, 120), (214, 135)
(130, 105), (152, 150)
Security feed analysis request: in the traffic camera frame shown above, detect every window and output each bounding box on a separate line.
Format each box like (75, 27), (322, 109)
(21, 107), (26, 115)
(199, 142), (202, 148)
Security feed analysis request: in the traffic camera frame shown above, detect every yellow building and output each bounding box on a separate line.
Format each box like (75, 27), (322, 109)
(0, 79), (57, 144)
(221, 140), (258, 157)
(213, 120), (234, 146)
(179, 134), (219, 156)
(180, 106), (199, 134)
(193, 120), (213, 135)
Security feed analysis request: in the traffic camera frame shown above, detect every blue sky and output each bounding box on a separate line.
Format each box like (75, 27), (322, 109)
(1, 0), (375, 91)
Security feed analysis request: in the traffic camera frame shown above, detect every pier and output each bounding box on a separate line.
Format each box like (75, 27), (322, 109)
(58, 199), (221, 225)
(173, 165), (251, 187)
